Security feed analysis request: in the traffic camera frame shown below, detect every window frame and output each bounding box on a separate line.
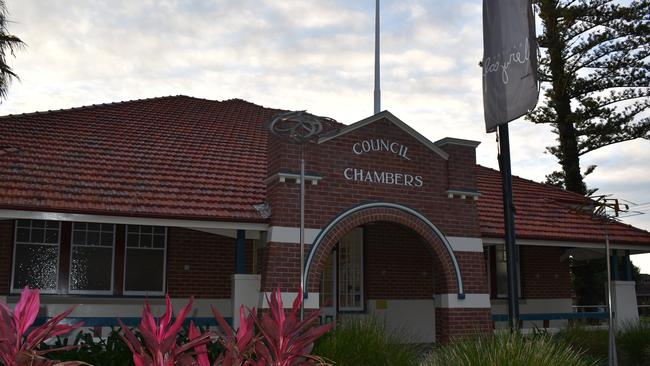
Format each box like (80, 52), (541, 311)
(337, 228), (365, 312)
(122, 225), (167, 296)
(10, 220), (61, 294)
(68, 222), (116, 295)
(488, 244), (522, 299)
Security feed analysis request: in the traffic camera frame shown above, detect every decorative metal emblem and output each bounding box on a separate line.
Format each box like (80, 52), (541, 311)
(267, 110), (330, 144)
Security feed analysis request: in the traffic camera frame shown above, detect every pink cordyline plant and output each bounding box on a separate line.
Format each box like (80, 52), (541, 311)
(119, 296), (212, 366)
(208, 288), (332, 366)
(0, 287), (86, 366)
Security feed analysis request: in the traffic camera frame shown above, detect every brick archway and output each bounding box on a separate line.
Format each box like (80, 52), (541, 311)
(304, 202), (464, 298)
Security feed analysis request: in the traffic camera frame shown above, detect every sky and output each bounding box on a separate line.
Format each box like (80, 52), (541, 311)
(3, 0), (650, 271)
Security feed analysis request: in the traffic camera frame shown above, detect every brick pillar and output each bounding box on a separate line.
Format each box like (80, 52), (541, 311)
(435, 308), (492, 342)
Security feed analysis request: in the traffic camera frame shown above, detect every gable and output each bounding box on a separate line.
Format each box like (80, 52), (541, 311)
(318, 111), (450, 160)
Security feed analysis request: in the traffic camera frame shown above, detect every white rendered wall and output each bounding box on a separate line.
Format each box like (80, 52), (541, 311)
(611, 281), (639, 328)
(367, 299), (436, 343)
(232, 274), (261, 329)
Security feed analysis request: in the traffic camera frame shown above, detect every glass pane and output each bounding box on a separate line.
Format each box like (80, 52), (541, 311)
(127, 225), (139, 233)
(320, 254), (334, 307)
(70, 247), (112, 292)
(16, 228), (30, 242)
(87, 231), (100, 246)
(101, 224), (114, 232)
(13, 243), (58, 290)
(32, 220), (45, 228)
(16, 219), (30, 228)
(127, 233), (139, 247)
(31, 229), (44, 243)
(338, 229), (363, 310)
(124, 249), (164, 292)
(153, 227), (165, 235)
(45, 229), (59, 244)
(46, 221), (58, 229)
(101, 232), (114, 247)
(88, 223), (101, 231)
(141, 226), (153, 234)
(73, 230), (86, 245)
(496, 246), (508, 297)
(73, 222), (86, 230)
(140, 234), (152, 248)
(152, 234), (165, 248)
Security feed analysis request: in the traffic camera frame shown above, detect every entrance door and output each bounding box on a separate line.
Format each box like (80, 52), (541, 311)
(320, 228), (364, 323)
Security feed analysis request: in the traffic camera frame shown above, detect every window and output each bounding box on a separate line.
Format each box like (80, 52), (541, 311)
(69, 223), (115, 294)
(12, 220), (60, 293)
(338, 228), (364, 311)
(490, 244), (521, 299)
(124, 225), (166, 295)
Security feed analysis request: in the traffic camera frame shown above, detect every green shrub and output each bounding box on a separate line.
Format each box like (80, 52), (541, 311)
(420, 331), (597, 366)
(313, 316), (424, 366)
(557, 325), (608, 363)
(42, 328), (134, 366)
(617, 322), (650, 366)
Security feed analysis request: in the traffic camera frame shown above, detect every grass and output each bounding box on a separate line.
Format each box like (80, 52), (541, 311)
(557, 322), (650, 366)
(420, 331), (597, 366)
(312, 316), (424, 366)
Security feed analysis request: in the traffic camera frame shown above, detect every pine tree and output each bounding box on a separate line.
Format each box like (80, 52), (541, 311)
(528, 0), (649, 195)
(0, 0), (23, 102)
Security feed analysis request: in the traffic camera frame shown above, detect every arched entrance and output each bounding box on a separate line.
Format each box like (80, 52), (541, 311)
(304, 202), (464, 298)
(303, 202), (467, 342)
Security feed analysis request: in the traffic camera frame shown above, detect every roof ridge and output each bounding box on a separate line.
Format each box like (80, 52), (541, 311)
(0, 95), (197, 119)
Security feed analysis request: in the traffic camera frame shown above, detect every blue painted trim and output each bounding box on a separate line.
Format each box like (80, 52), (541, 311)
(491, 312), (609, 322)
(303, 201), (464, 299)
(236, 229), (246, 274)
(33, 316), (231, 328)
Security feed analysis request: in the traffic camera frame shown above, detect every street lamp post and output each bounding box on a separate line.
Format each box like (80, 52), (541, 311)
(268, 111), (330, 319)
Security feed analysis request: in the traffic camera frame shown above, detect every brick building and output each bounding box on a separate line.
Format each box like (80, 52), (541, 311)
(1, 96), (649, 342)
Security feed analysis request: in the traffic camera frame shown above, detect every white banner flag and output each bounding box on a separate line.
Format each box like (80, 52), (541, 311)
(482, 0), (539, 132)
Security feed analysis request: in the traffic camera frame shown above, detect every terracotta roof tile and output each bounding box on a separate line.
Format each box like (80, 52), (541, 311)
(0, 95), (279, 221)
(476, 165), (650, 245)
(1, 95), (649, 246)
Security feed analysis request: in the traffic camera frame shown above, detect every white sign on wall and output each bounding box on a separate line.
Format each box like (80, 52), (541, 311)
(344, 138), (423, 187)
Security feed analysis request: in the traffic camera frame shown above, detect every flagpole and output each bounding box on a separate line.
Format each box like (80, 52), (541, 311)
(374, 0), (381, 114)
(498, 123), (520, 330)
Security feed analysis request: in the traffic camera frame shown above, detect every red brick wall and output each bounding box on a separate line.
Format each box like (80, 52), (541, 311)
(435, 308), (492, 342)
(166, 228), (250, 298)
(266, 118), (481, 238)
(365, 222), (434, 299)
(520, 246), (571, 299)
(0, 220), (13, 294)
(439, 143), (478, 192)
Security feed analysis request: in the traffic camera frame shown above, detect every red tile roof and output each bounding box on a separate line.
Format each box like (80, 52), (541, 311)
(0, 96), (279, 221)
(1, 95), (648, 246)
(477, 165), (650, 245)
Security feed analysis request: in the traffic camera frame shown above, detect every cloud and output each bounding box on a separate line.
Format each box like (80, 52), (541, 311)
(3, 0), (649, 246)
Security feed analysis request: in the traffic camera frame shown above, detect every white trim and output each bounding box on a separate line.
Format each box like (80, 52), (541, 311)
(191, 228), (261, 240)
(447, 237), (484, 252)
(268, 226), (322, 244)
(68, 222), (116, 295)
(482, 237), (650, 251)
(11, 220), (61, 294)
(0, 209), (268, 231)
(261, 291), (320, 309)
(434, 137), (481, 148)
(317, 111), (450, 160)
(264, 172), (322, 185)
(434, 293), (491, 308)
(446, 190), (480, 200)
(123, 225), (167, 296)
